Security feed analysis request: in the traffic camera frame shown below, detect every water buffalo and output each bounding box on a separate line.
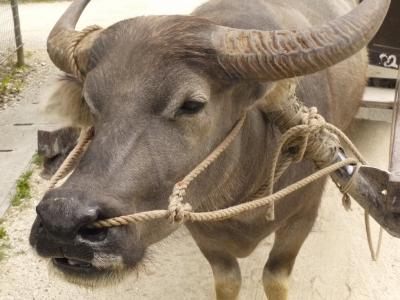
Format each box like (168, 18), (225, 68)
(29, 0), (390, 299)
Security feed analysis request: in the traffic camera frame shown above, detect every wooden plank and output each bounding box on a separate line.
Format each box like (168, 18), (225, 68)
(368, 65), (398, 79)
(389, 80), (400, 174)
(362, 86), (395, 109)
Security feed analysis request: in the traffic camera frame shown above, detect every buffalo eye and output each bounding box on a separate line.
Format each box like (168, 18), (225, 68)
(176, 100), (206, 116)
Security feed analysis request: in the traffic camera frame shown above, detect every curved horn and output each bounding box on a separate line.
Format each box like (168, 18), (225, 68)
(47, 0), (101, 78)
(212, 0), (391, 81)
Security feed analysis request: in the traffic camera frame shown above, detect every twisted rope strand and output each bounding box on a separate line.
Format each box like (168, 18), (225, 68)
(89, 158), (356, 228)
(66, 25), (102, 81)
(48, 127), (94, 190)
(167, 115), (246, 222)
(326, 124), (366, 164)
(88, 118), (363, 228)
(326, 124), (383, 260)
(365, 212), (384, 261)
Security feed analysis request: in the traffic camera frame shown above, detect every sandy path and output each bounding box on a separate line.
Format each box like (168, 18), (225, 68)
(1, 121), (400, 300)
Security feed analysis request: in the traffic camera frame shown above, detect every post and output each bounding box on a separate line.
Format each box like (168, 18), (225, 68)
(10, 0), (24, 67)
(387, 69), (400, 213)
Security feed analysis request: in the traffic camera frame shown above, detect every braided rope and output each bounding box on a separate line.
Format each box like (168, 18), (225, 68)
(48, 127), (94, 190)
(326, 124), (383, 261)
(88, 158), (357, 228)
(66, 25), (102, 81)
(168, 115), (246, 223)
(252, 106), (335, 219)
(89, 120), (361, 228)
(365, 211), (384, 261)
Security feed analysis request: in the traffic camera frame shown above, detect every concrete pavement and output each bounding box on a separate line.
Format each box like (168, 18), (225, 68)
(0, 59), (58, 216)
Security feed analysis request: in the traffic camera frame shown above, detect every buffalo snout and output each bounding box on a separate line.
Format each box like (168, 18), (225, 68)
(34, 189), (101, 244)
(30, 187), (145, 281)
(30, 188), (139, 280)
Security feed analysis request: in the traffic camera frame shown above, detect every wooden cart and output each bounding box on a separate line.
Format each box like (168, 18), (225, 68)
(350, 1), (400, 237)
(362, 0), (399, 111)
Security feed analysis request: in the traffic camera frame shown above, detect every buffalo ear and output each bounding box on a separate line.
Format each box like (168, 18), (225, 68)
(40, 74), (93, 128)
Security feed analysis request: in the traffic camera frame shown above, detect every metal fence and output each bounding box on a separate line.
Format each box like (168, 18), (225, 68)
(0, 0), (24, 72)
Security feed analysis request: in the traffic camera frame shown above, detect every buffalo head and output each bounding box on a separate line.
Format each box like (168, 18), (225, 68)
(30, 0), (389, 286)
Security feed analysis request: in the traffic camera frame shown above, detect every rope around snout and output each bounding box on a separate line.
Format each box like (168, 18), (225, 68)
(88, 159), (358, 225)
(47, 121), (359, 226)
(47, 110), (382, 261)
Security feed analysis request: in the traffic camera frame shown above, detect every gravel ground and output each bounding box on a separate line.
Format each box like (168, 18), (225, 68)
(0, 53), (51, 110)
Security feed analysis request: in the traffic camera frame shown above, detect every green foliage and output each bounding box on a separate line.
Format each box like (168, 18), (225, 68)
(0, 227), (7, 240)
(32, 152), (44, 167)
(11, 170), (33, 207)
(0, 74), (12, 95)
(0, 64), (30, 96)
(0, 226), (9, 262)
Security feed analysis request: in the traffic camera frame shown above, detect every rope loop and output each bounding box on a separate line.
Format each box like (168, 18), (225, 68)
(66, 25), (103, 81)
(168, 187), (193, 224)
(48, 127), (94, 190)
(165, 115), (246, 221)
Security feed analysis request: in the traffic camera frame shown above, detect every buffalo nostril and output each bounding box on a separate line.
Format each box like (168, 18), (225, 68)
(78, 227), (108, 243)
(37, 219), (44, 235)
(35, 190), (100, 241)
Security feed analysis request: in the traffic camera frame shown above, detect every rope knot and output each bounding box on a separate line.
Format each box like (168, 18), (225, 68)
(297, 106), (340, 165)
(280, 105), (334, 165)
(168, 187), (192, 224)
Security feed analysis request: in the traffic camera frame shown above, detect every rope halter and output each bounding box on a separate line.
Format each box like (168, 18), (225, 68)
(44, 27), (383, 260)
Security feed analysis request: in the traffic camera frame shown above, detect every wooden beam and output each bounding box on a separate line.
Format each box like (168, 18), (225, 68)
(362, 86), (395, 109)
(368, 65), (398, 80)
(387, 77), (400, 213)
